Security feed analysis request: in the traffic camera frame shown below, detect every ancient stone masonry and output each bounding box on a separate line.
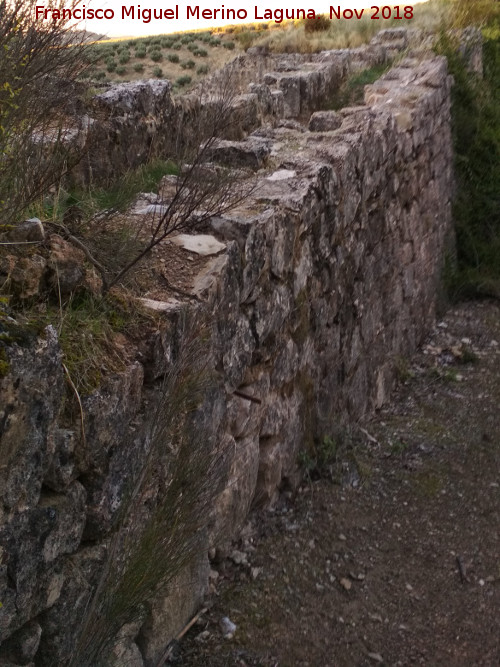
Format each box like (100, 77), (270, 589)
(75, 29), (418, 185)
(0, 30), (455, 666)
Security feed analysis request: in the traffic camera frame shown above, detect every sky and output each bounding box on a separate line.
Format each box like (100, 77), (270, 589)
(50, 0), (430, 38)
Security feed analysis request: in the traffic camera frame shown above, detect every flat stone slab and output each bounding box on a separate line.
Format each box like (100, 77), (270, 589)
(138, 298), (183, 312)
(266, 169), (297, 181)
(171, 234), (226, 256)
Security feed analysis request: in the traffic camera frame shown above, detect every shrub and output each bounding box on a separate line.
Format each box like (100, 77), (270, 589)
(236, 30), (257, 50)
(187, 43), (198, 52)
(436, 31), (500, 298)
(303, 14), (331, 32)
(116, 66), (127, 76)
(181, 59), (195, 69)
(135, 49), (147, 58)
(119, 53), (130, 64)
(150, 50), (163, 62)
(153, 66), (163, 78)
(210, 38), (221, 46)
(133, 63), (145, 72)
(0, 0), (91, 224)
(162, 39), (174, 48)
(106, 59), (117, 72)
(197, 64), (209, 75)
(223, 41), (235, 50)
(172, 41), (182, 50)
(176, 75), (192, 87)
(194, 48), (208, 57)
(95, 71), (107, 80)
(167, 53), (180, 63)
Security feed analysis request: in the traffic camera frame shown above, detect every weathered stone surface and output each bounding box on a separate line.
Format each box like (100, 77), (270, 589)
(94, 79), (172, 115)
(6, 219), (45, 243)
(47, 234), (86, 295)
(0, 326), (63, 511)
(0, 620), (42, 664)
(43, 429), (78, 492)
(308, 110), (343, 132)
(137, 550), (209, 666)
(7, 255), (47, 300)
(0, 482), (85, 642)
(204, 138), (271, 171)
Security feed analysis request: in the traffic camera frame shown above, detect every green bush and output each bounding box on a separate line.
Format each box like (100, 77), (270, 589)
(223, 41), (235, 50)
(436, 32), (500, 298)
(119, 53), (130, 64)
(172, 41), (182, 50)
(133, 63), (145, 72)
(95, 71), (106, 80)
(176, 75), (192, 87)
(194, 48), (208, 57)
(167, 53), (180, 63)
(135, 49), (147, 58)
(150, 50), (163, 62)
(187, 43), (198, 52)
(153, 66), (163, 78)
(181, 59), (195, 69)
(116, 66), (127, 76)
(196, 64), (209, 75)
(106, 60), (117, 72)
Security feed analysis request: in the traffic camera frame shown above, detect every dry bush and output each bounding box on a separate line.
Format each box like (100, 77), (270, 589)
(303, 14), (331, 33)
(68, 309), (229, 666)
(0, 0), (90, 226)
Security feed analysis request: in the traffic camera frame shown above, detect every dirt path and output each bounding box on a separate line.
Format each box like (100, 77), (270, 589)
(174, 301), (500, 667)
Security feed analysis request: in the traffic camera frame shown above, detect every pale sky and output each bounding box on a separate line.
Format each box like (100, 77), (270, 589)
(55, 0), (430, 38)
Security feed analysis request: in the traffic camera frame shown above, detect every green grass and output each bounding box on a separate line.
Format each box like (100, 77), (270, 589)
(326, 63), (392, 110)
(30, 158), (178, 223)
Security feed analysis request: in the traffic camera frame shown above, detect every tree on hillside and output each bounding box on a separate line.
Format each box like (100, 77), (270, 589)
(0, 0), (89, 225)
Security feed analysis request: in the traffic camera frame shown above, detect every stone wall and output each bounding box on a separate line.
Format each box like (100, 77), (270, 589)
(0, 37), (454, 667)
(75, 29), (420, 186)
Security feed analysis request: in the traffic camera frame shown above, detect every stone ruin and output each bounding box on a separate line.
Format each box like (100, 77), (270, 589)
(0, 28), (460, 666)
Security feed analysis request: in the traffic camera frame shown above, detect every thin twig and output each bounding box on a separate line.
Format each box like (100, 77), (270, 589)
(62, 362), (87, 450)
(456, 555), (469, 584)
(233, 390), (262, 404)
(358, 426), (379, 445)
(155, 607), (208, 667)
(0, 241), (42, 245)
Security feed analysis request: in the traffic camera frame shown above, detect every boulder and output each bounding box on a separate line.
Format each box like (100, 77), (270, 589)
(308, 110), (343, 132)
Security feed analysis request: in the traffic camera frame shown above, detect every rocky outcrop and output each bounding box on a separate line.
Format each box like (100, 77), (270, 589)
(0, 40), (454, 667)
